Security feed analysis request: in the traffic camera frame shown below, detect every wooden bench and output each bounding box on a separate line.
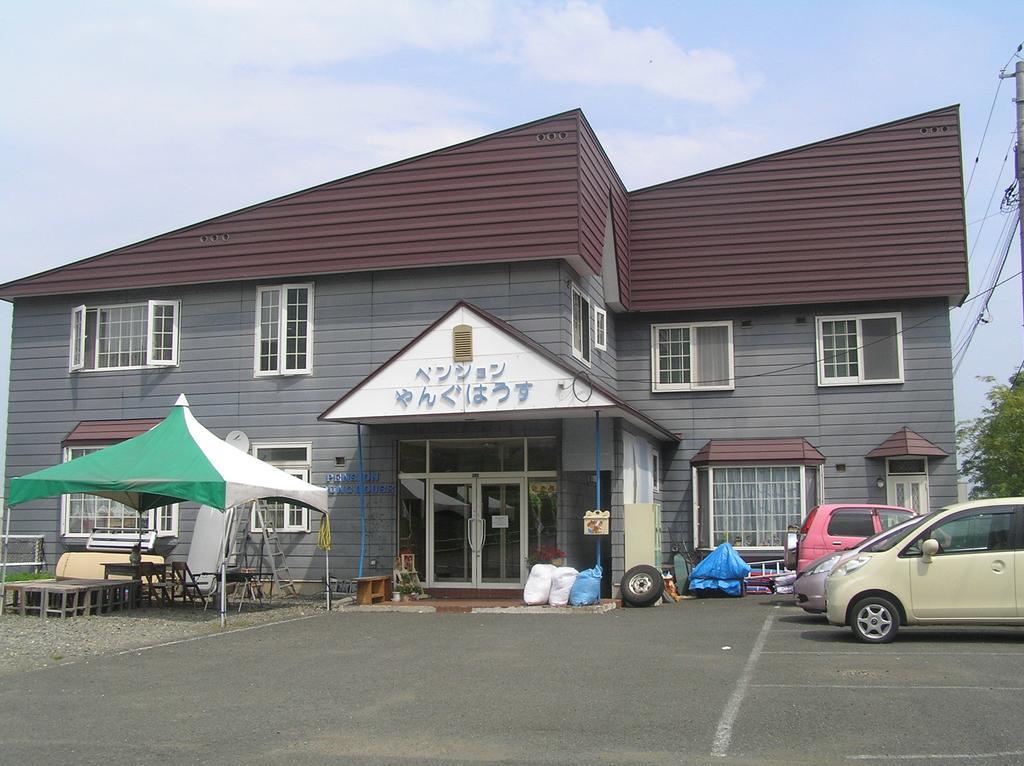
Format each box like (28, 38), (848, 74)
(3, 578), (141, 618)
(353, 575), (390, 605)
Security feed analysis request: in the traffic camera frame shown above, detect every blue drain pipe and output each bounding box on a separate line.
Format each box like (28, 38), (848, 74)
(356, 423), (367, 578)
(595, 410), (601, 567)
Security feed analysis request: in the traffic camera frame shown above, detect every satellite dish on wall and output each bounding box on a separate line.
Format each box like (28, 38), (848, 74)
(226, 430), (250, 453)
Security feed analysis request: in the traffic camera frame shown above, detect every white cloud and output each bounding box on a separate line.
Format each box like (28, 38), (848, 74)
(180, 0), (496, 66)
(504, 2), (757, 107)
(600, 128), (763, 190)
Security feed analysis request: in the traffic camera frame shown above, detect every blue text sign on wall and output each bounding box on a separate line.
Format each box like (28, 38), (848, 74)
(326, 472), (395, 495)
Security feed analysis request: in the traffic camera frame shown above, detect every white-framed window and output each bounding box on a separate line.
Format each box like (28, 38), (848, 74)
(571, 285), (591, 364)
(816, 312), (903, 386)
(700, 465), (818, 549)
(651, 450), (660, 493)
(651, 321), (734, 391)
(69, 300), (180, 372)
(255, 284), (313, 376)
(61, 446), (178, 536)
(594, 307), (608, 351)
(251, 443), (311, 532)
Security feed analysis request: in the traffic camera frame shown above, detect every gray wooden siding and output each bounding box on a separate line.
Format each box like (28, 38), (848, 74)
(615, 297), (958, 553)
(4, 261), (580, 579)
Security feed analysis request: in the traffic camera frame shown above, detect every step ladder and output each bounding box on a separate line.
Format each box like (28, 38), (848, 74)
(254, 505), (299, 598)
(224, 506), (251, 569)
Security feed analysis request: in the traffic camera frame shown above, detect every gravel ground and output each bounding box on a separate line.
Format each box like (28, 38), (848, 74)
(0, 597), (337, 676)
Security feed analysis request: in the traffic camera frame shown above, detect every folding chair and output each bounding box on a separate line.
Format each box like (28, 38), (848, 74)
(139, 561), (173, 606)
(171, 561), (207, 607)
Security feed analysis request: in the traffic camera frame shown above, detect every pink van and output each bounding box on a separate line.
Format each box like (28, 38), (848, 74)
(785, 503), (916, 574)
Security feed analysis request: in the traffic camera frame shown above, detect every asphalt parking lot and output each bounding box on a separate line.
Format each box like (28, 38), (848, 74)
(1, 596), (1022, 765)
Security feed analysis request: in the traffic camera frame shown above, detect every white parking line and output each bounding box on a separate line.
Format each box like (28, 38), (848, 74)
(710, 612), (773, 758)
(762, 650), (1024, 656)
(847, 749), (1024, 761)
(753, 683), (1023, 691)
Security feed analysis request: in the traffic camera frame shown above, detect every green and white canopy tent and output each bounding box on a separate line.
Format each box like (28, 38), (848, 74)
(2, 395), (330, 623)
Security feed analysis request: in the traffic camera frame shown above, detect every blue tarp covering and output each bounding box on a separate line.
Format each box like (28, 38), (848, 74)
(687, 542), (751, 597)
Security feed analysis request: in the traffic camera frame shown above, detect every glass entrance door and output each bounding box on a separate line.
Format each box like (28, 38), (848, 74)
(428, 478), (525, 588)
(478, 481), (524, 586)
(430, 482), (473, 585)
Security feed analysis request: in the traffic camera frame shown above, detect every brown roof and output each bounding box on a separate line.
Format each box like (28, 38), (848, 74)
(691, 438), (825, 465)
(627, 106), (969, 311)
(0, 110), (595, 299)
(62, 419), (161, 446)
(866, 427), (948, 459)
(0, 107), (970, 313)
(577, 113), (630, 308)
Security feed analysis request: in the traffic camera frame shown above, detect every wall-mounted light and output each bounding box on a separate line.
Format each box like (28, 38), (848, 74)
(875, 477), (885, 489)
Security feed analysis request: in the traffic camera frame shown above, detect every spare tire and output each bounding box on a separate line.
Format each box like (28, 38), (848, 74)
(620, 565), (664, 607)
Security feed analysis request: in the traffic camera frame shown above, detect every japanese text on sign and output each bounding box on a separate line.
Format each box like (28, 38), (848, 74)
(394, 361), (533, 411)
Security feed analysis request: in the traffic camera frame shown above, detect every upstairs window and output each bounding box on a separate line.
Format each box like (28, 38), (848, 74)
(571, 285), (591, 364)
(255, 284), (313, 376)
(651, 322), (733, 391)
(594, 307), (608, 351)
(69, 300), (179, 372)
(816, 312), (903, 386)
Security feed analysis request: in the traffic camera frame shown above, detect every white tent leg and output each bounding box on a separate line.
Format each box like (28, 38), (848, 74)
(324, 540), (331, 611)
(220, 561), (226, 628)
(0, 506), (11, 617)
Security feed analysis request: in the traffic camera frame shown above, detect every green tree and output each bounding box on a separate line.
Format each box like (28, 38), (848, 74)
(957, 374), (1024, 498)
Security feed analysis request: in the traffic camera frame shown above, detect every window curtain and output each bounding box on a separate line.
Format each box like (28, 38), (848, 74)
(694, 325), (730, 387)
(712, 466), (801, 547)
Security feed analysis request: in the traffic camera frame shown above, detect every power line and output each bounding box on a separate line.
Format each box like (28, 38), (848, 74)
(953, 217), (1020, 375)
(962, 40), (1024, 197)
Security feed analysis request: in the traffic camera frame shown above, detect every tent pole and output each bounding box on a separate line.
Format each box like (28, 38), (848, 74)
(220, 561), (226, 628)
(324, 516), (331, 611)
(0, 504), (11, 617)
(357, 423), (367, 579)
(595, 411), (601, 569)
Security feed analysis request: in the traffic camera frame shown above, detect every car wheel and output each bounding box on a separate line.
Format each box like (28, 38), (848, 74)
(620, 565), (664, 607)
(850, 596), (899, 644)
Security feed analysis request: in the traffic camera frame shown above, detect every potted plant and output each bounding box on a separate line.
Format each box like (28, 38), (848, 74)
(527, 546), (567, 567)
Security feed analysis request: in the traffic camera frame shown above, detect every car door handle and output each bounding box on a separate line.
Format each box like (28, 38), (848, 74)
(991, 561), (1005, 573)
(831, 541), (843, 546)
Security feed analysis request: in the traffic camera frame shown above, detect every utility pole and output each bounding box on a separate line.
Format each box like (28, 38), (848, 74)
(1000, 61), (1024, 333)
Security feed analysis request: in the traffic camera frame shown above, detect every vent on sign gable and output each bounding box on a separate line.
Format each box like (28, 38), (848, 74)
(453, 324), (473, 362)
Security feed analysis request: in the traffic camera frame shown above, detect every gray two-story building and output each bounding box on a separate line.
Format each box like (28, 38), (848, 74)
(0, 105), (968, 597)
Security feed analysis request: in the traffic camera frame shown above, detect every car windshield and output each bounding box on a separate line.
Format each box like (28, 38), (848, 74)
(860, 514), (932, 553)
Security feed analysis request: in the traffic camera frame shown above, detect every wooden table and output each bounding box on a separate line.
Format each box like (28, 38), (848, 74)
(102, 562), (141, 579)
(3, 578), (141, 618)
(354, 575), (391, 605)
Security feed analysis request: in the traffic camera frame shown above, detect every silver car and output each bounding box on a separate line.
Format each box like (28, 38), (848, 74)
(794, 516), (925, 614)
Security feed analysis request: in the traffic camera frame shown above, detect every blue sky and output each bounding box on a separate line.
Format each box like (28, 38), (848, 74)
(1, 1), (1022, 483)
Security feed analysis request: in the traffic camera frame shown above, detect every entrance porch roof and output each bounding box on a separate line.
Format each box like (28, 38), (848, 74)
(318, 301), (678, 443)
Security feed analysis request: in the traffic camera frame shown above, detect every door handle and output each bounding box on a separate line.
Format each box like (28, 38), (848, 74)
(831, 541), (843, 546)
(991, 560), (1005, 573)
(475, 517), (486, 551)
(467, 516), (477, 553)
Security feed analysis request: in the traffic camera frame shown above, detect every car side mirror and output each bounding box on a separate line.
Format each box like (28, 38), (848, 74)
(921, 538), (940, 561)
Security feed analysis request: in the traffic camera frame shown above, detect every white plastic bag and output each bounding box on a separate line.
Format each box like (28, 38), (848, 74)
(523, 564), (557, 605)
(548, 566), (579, 607)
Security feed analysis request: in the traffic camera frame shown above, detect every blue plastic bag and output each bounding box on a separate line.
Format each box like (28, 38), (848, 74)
(569, 564), (602, 606)
(687, 543), (751, 597)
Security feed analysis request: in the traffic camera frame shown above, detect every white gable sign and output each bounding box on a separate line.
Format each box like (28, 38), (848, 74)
(322, 306), (615, 421)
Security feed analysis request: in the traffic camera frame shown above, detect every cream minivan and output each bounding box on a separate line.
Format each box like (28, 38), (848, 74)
(826, 498), (1023, 643)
